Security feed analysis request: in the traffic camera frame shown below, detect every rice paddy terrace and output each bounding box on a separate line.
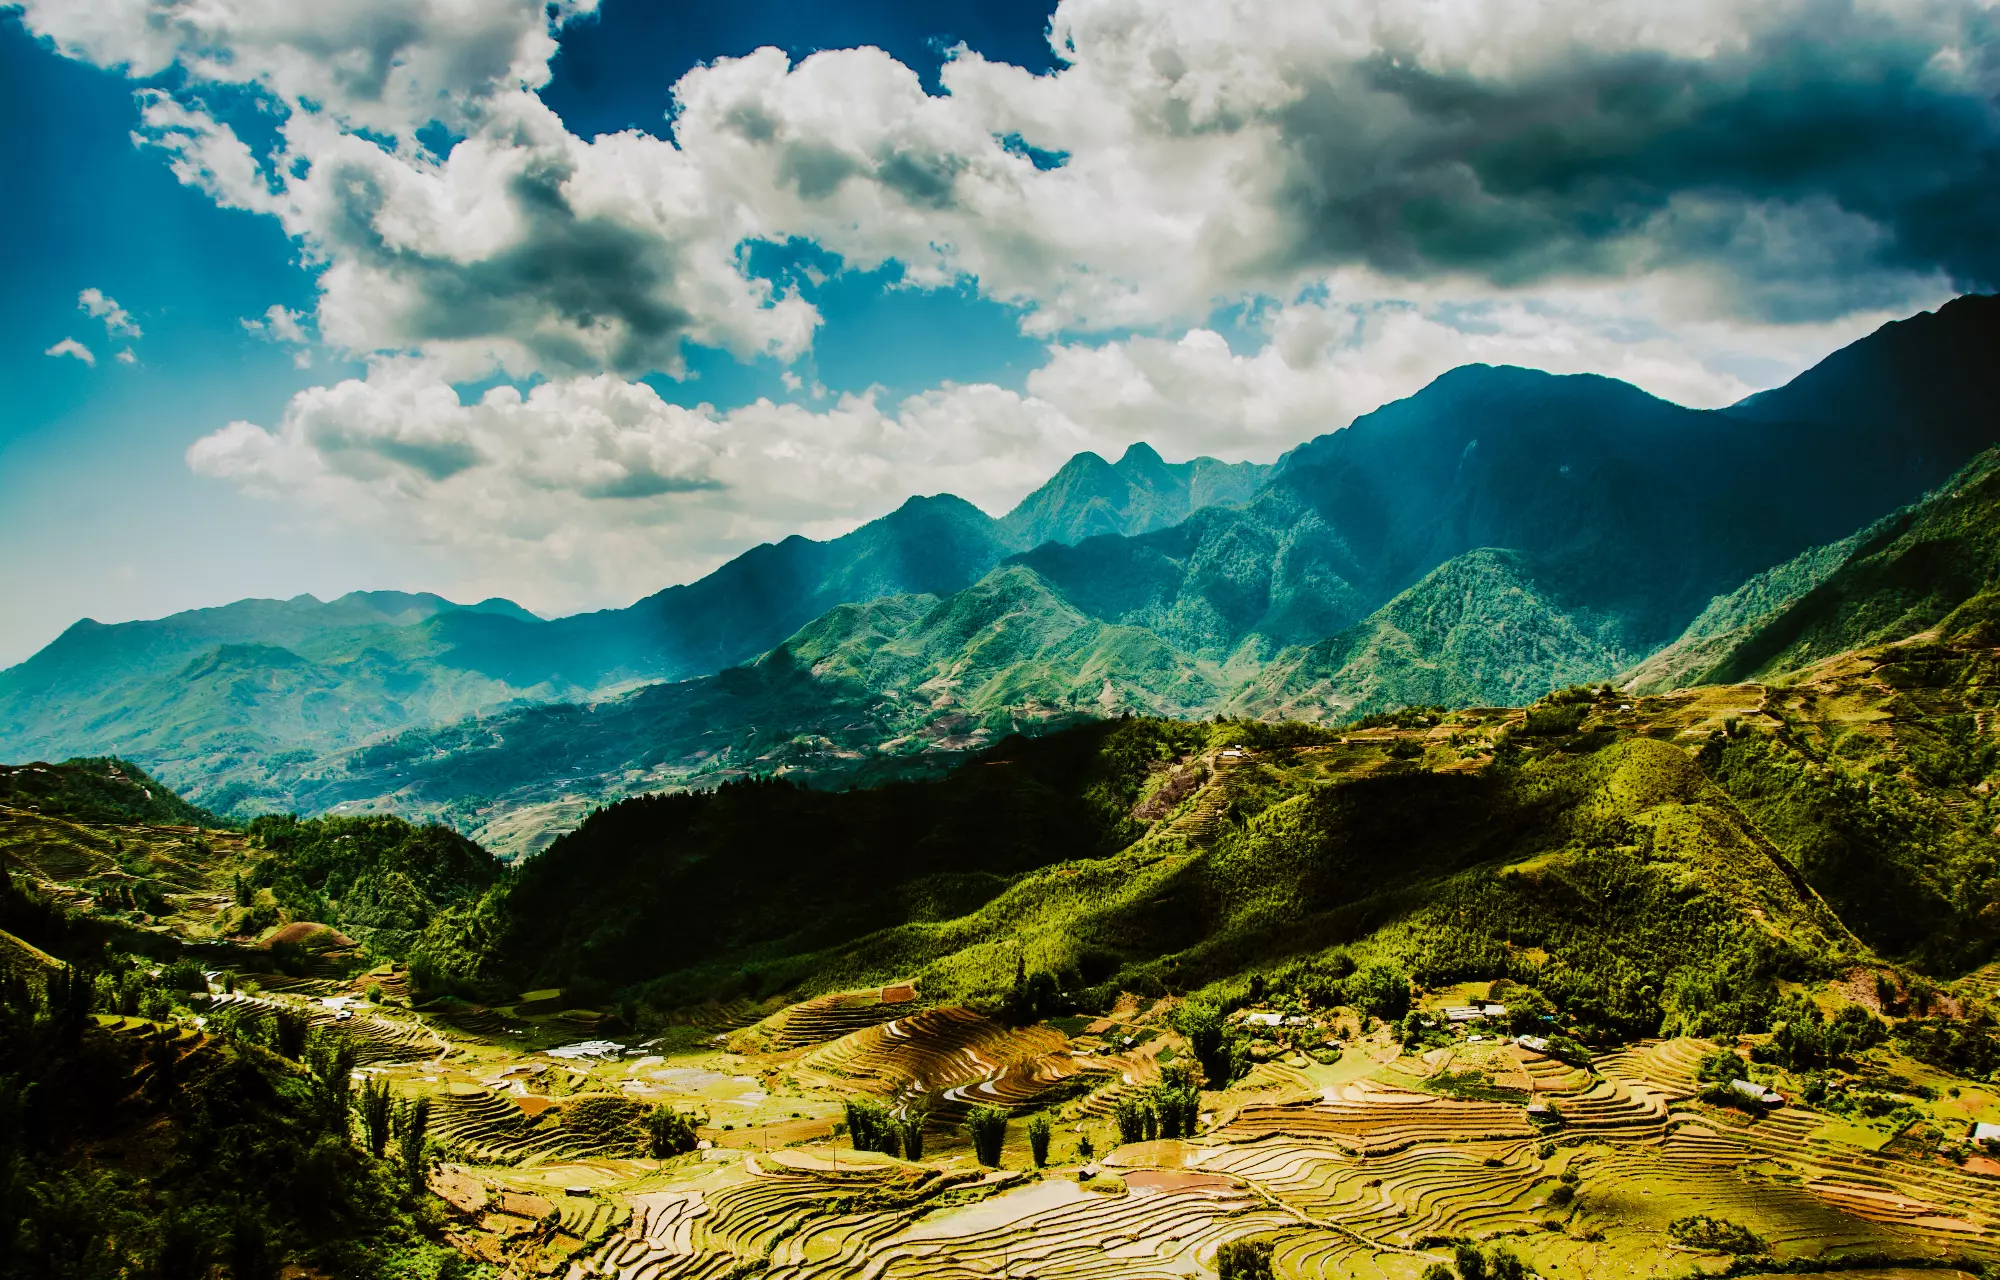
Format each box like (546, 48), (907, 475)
(162, 969), (1986, 1280)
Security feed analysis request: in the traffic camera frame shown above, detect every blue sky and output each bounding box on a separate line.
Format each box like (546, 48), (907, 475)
(2, 0), (1990, 663)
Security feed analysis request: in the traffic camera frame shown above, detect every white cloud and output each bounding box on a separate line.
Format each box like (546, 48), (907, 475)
(182, 281), (1915, 615)
(115, 348), (138, 365)
(22, 0), (1996, 617)
(78, 288), (140, 338)
(45, 338), (96, 366)
(185, 359), (1082, 611)
(243, 304), (315, 366)
(21, 0), (1995, 387)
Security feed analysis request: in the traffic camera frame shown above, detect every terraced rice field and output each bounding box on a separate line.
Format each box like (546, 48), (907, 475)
(765, 987), (922, 1050)
(304, 991), (2000, 1280)
(800, 1005), (1089, 1114)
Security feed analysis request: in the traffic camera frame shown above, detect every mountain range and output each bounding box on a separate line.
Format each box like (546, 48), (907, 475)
(3, 294), (1997, 852)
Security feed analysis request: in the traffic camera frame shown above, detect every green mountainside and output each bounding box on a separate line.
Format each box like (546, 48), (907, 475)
(0, 447), (1263, 812)
(1699, 449), (2000, 684)
(1231, 547), (1635, 720)
(996, 442), (1269, 547)
(0, 756), (225, 827)
(4, 296), (1997, 845)
(1621, 533), (1867, 694)
(269, 300), (2000, 850)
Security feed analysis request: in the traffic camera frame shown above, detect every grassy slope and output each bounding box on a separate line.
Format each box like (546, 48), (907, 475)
(1232, 547), (1637, 720)
(1703, 448), (2000, 684)
(0, 756), (225, 827)
(431, 672), (1986, 1051)
(0, 763), (495, 966)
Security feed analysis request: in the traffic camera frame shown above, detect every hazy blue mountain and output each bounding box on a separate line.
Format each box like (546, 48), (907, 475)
(997, 443), (1269, 548)
(0, 445), (1264, 805)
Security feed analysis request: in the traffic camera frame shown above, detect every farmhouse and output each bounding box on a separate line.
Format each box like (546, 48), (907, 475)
(1973, 1122), (2000, 1145)
(1730, 1079), (1784, 1106)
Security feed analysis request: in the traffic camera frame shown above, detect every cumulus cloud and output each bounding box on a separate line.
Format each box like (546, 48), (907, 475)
(23, 0), (1998, 612)
(182, 282), (1913, 614)
(244, 304), (315, 366)
(45, 338), (96, 365)
(21, 0), (1996, 383)
(78, 288), (140, 338)
(186, 359), (1080, 610)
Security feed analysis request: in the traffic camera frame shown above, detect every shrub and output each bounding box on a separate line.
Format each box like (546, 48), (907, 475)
(1214, 1238), (1275, 1280)
(843, 1099), (901, 1156)
(1027, 1114), (1052, 1167)
(967, 1106), (1008, 1166)
(1522, 703), (1588, 736)
(1668, 1214), (1767, 1255)
(642, 1104), (702, 1158)
(897, 1111), (927, 1162)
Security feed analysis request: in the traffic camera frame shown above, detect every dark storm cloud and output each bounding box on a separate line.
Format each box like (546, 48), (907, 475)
(1268, 1), (2000, 316)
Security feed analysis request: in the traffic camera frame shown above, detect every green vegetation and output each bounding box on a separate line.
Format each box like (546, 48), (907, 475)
(1026, 1113), (1052, 1167)
(966, 1107), (1007, 1167)
(0, 757), (224, 827)
(1214, 1238), (1275, 1280)
(1666, 1213), (1769, 1255)
(844, 1099), (904, 1158)
(13, 297), (1985, 856)
(244, 813), (501, 961)
(0, 917), (472, 1279)
(642, 1105), (702, 1159)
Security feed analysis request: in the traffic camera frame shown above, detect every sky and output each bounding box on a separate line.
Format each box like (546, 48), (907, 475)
(2, 0), (1993, 666)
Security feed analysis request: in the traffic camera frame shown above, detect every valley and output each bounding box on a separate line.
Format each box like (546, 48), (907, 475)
(12, 607), (2000, 1276)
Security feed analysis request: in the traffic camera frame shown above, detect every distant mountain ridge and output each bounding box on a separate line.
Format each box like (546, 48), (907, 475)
(0, 442), (1271, 804)
(5, 295), (1997, 846)
(279, 296), (2000, 852)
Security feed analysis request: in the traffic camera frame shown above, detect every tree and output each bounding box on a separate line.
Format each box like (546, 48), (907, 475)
(1215, 1238), (1275, 1280)
(397, 1097), (431, 1193)
(897, 1110), (927, 1162)
(305, 1033), (357, 1137)
(1172, 1001), (1246, 1087)
(642, 1105), (702, 1158)
(1027, 1114), (1052, 1167)
(1454, 1242), (1488, 1280)
(1346, 963), (1413, 1021)
(967, 1107), (1008, 1167)
(1114, 1097), (1156, 1144)
(843, 1099), (901, 1156)
(357, 1079), (394, 1158)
